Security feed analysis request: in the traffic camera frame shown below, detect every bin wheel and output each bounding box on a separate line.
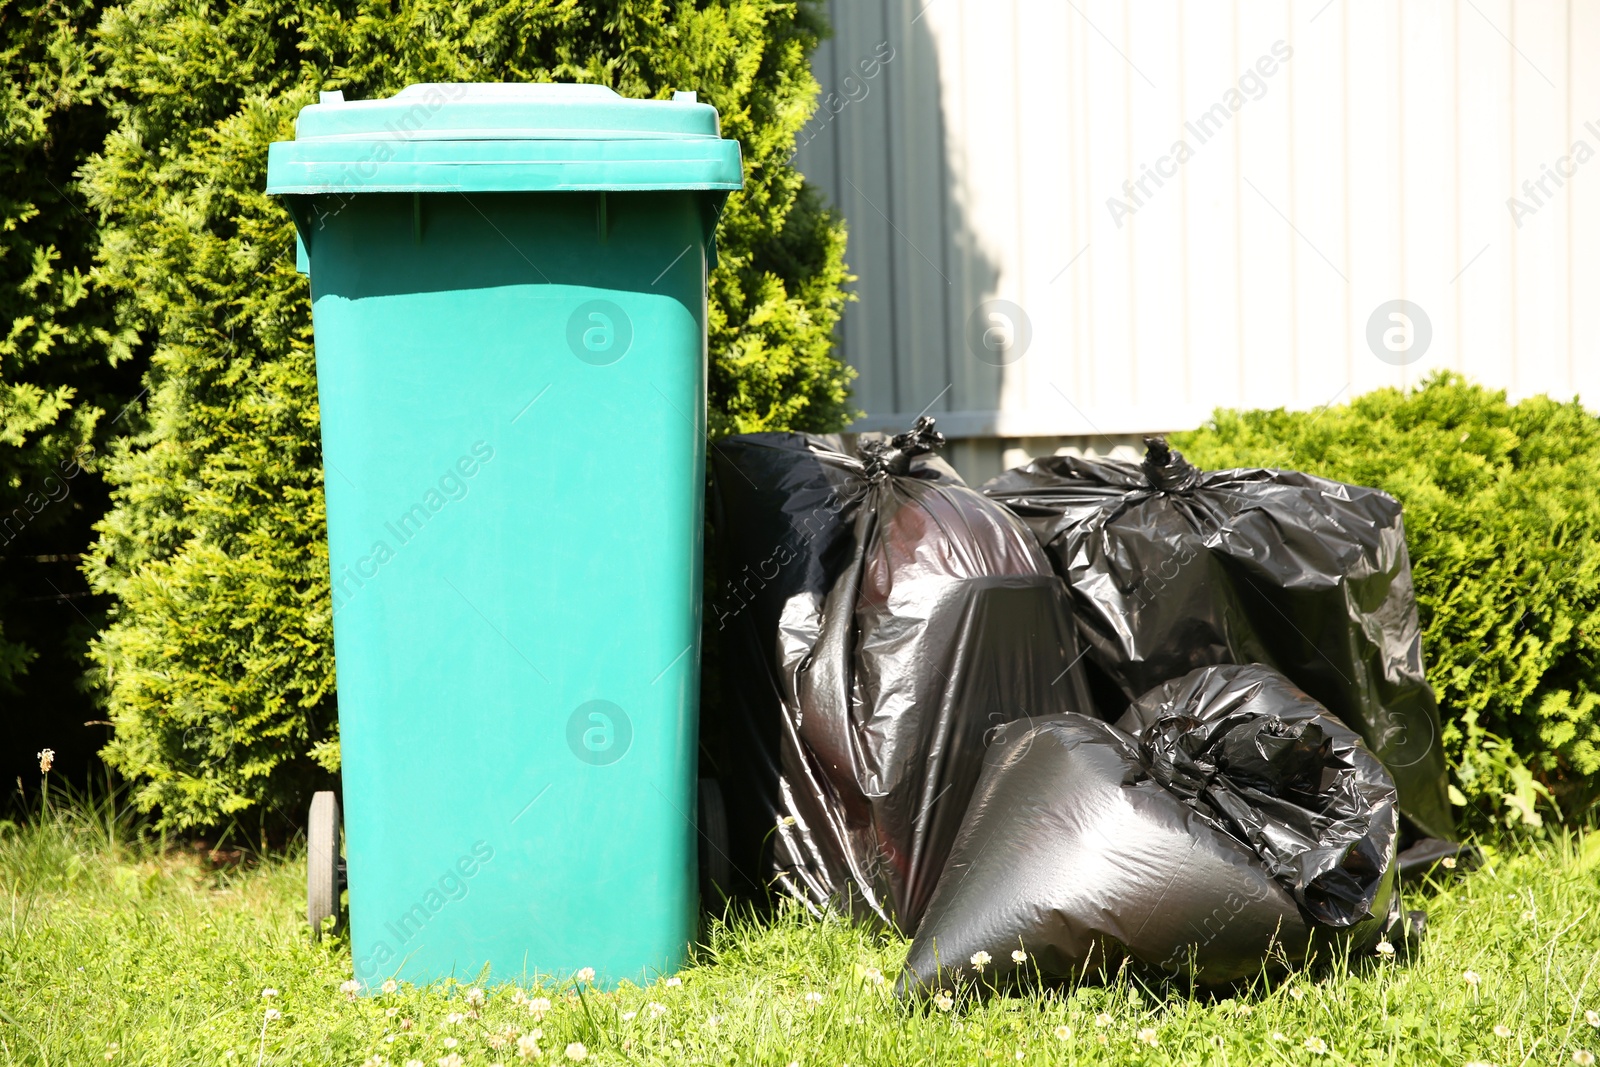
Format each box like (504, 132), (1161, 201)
(308, 791), (342, 939)
(697, 777), (731, 905)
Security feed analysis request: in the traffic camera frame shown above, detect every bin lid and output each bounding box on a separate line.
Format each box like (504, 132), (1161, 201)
(266, 83), (743, 195)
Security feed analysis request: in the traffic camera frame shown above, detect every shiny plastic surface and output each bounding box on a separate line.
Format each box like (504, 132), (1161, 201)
(706, 419), (1095, 931)
(982, 439), (1453, 841)
(900, 665), (1397, 993)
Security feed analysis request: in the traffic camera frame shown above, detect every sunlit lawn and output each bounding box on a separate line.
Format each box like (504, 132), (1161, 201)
(3, 796), (1599, 1066)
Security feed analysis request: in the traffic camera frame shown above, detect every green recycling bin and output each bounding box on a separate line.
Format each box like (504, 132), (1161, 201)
(266, 82), (742, 988)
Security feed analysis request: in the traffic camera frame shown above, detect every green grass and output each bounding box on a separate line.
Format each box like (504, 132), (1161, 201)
(3, 794), (1600, 1066)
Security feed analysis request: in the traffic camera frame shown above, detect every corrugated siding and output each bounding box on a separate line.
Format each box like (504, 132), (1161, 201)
(796, 0), (1600, 437)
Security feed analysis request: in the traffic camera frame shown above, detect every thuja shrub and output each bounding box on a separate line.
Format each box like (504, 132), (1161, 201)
(1173, 372), (1600, 830)
(84, 0), (854, 831)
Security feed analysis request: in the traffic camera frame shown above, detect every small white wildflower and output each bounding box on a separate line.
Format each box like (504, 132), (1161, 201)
(1094, 1013), (1112, 1028)
(442, 1037), (458, 1049)
(574, 968), (595, 985)
(933, 992), (954, 1012)
(405, 1061), (423, 1067)
(1236, 1004), (1255, 1016)
(1053, 1025), (1071, 1041)
(261, 988), (279, 1000)
(1588, 1010), (1600, 1028)
(385, 1006), (398, 1017)
(37, 749), (54, 773)
(1574, 1052), (1595, 1067)
(264, 1008), (282, 1021)
(436, 1056), (463, 1067)
(527, 996), (552, 1017)
(516, 1032), (542, 1059)
(1137, 1027), (1159, 1047)
(707, 1015), (722, 1027)
(1304, 1036), (1329, 1055)
(564, 1042), (587, 1061)
(382, 979), (400, 995)
(1271, 1032), (1288, 1042)
(804, 991), (824, 1008)
(385, 1036), (397, 1044)
(779, 816), (797, 827)
(862, 967), (885, 986)
(1375, 940), (1396, 958)
(341, 979), (362, 1000)
(446, 1012), (466, 1025)
(465, 987), (486, 1008)
(1463, 969), (1481, 987)
(1442, 856), (1458, 869)
(1494, 1025), (1513, 1038)
(647, 1001), (667, 1018)
(1011, 949), (1027, 964)
(664, 977), (681, 987)
(622, 1010), (637, 1021)
(1289, 986), (1306, 1000)
(970, 950), (992, 972)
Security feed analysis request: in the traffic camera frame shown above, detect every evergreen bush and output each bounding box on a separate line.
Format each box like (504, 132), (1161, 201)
(83, 0), (854, 831)
(1173, 373), (1600, 829)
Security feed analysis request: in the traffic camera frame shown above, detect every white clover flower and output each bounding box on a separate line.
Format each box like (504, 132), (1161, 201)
(804, 991), (824, 1008)
(261, 988), (279, 1000)
(527, 997), (552, 1017)
(1289, 986), (1306, 1000)
(1053, 1025), (1071, 1041)
(574, 968), (595, 985)
(970, 950), (992, 972)
(621, 1010), (637, 1021)
(707, 1015), (722, 1027)
(1271, 1032), (1288, 1042)
(862, 967), (885, 986)
(1494, 1025), (1513, 1038)
(664, 977), (681, 987)
(436, 1056), (463, 1067)
(1442, 856), (1458, 869)
(1375, 940), (1396, 958)
(465, 987), (486, 1008)
(1237, 1004), (1254, 1017)
(1011, 950), (1027, 964)
(446, 1012), (466, 1025)
(516, 1032), (542, 1059)
(386, 1007), (399, 1018)
(1137, 1028), (1159, 1047)
(779, 816), (797, 827)
(933, 992), (954, 1012)
(564, 1042), (587, 1061)
(1463, 969), (1481, 987)
(442, 1038), (459, 1049)
(1574, 1052), (1595, 1067)
(647, 1002), (667, 1018)
(341, 979), (362, 1000)
(1304, 1036), (1329, 1055)
(37, 749), (54, 773)
(1094, 1013), (1112, 1028)
(264, 1008), (282, 1021)
(382, 980), (400, 995)
(1588, 1010), (1600, 1028)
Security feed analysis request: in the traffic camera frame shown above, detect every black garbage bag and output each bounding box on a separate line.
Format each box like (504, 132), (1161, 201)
(704, 418), (1096, 930)
(981, 437), (1454, 841)
(899, 665), (1398, 993)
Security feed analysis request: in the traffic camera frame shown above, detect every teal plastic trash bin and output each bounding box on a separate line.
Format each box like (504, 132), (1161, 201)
(265, 83), (742, 988)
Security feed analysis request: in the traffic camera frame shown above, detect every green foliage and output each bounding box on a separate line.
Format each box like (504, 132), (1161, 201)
(1172, 373), (1600, 830)
(0, 0), (128, 687)
(6, 790), (1600, 1064)
(83, 0), (854, 830)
